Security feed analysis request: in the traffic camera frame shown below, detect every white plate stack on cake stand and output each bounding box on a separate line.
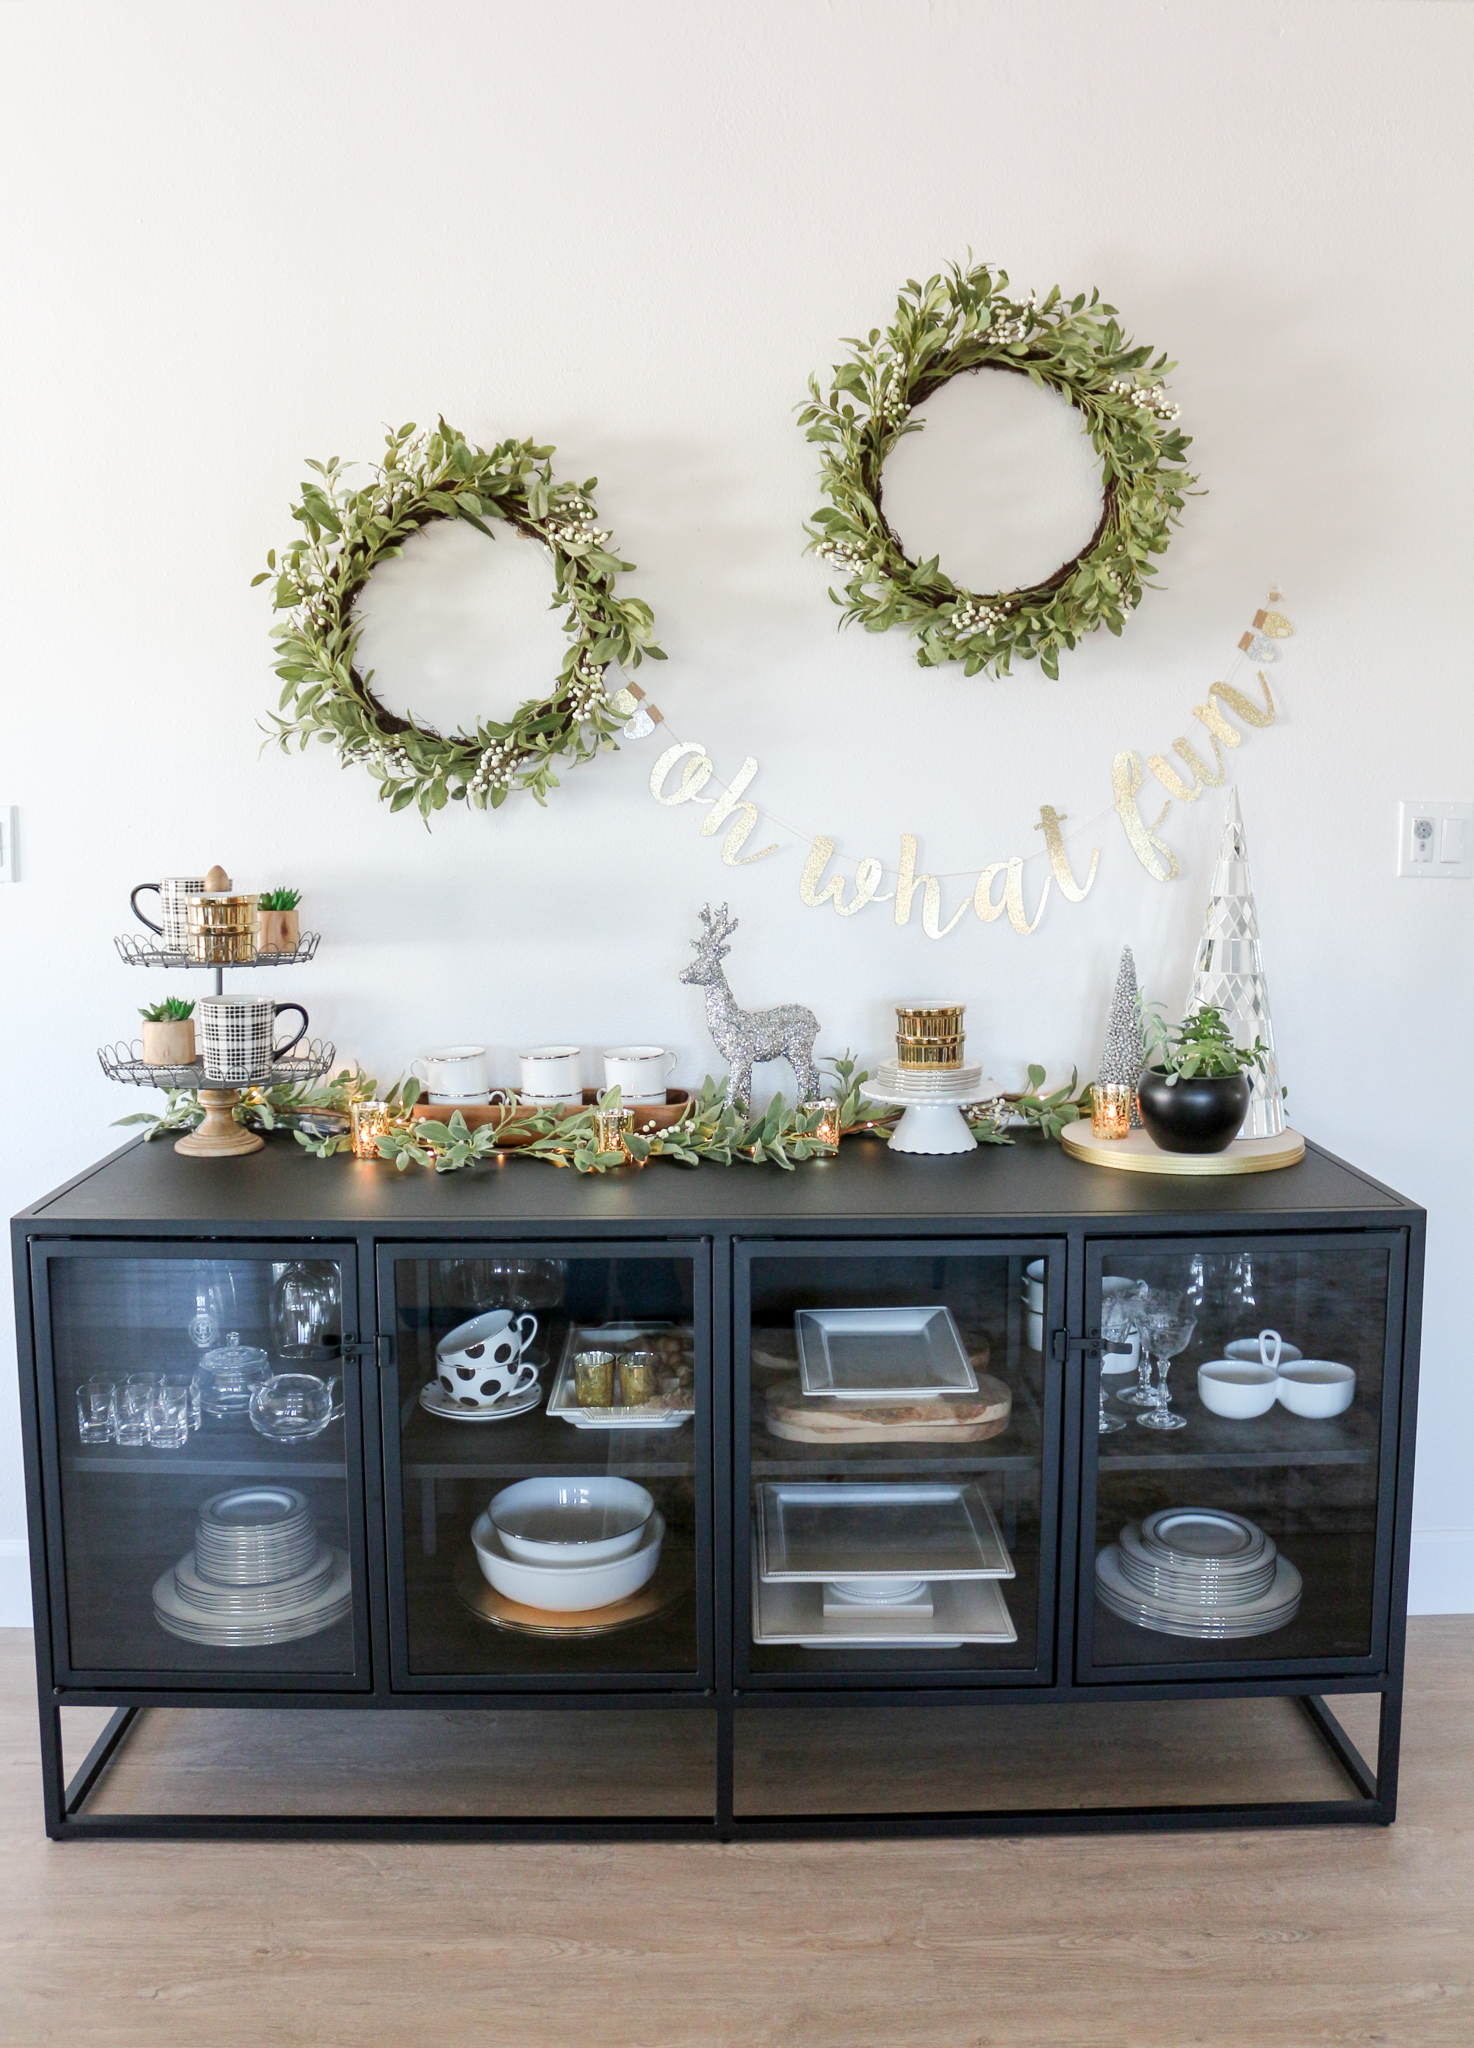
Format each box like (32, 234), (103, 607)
(866, 1005), (999, 1156)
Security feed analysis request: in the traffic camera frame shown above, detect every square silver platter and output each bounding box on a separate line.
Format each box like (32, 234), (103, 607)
(752, 1541), (1017, 1648)
(756, 1481), (1013, 1582)
(547, 1323), (696, 1431)
(794, 1306), (978, 1400)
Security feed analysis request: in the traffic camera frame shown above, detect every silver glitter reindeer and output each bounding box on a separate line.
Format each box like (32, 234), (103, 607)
(679, 903), (820, 1110)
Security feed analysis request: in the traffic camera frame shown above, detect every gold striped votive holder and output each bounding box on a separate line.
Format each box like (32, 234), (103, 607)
(895, 1004), (966, 1068)
(187, 893), (259, 966)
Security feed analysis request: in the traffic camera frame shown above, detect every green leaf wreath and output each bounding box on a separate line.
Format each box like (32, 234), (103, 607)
(255, 419), (664, 821)
(116, 1054), (1087, 1173)
(799, 261), (1197, 679)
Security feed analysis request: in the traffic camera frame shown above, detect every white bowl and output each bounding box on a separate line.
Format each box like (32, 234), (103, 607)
(1276, 1361), (1356, 1419)
(471, 1509), (664, 1611)
(489, 1476), (653, 1565)
(1225, 1337), (1303, 1365)
(1197, 1361), (1279, 1419)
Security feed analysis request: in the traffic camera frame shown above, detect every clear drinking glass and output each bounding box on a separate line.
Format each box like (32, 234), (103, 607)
(148, 1378), (192, 1448)
(1138, 1294), (1196, 1431)
(1097, 1299), (1132, 1434)
(76, 1377), (116, 1444)
(114, 1374), (155, 1446)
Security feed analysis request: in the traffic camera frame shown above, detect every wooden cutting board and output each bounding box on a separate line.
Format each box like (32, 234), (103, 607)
(764, 1371), (1012, 1444)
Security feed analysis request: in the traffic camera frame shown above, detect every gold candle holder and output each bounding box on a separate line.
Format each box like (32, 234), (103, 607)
(802, 1097), (842, 1147)
(594, 1106), (635, 1159)
(574, 1350), (615, 1406)
(187, 893), (259, 965)
(1090, 1082), (1133, 1140)
(350, 1098), (391, 1159)
(895, 1004), (966, 1067)
(618, 1350), (659, 1406)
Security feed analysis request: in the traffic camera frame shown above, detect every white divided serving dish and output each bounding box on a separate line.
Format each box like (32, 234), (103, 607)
(794, 1306), (977, 1400)
(1276, 1361), (1356, 1418)
(471, 1508), (664, 1611)
(756, 1481), (1012, 1582)
(1197, 1361), (1280, 1419)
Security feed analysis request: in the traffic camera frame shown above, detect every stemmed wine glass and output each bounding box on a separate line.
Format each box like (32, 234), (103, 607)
(1119, 1285), (1163, 1407)
(1097, 1294), (1136, 1433)
(1138, 1292), (1196, 1431)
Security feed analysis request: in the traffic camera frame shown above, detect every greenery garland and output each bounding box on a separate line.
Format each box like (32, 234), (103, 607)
(118, 1059), (1088, 1173)
(255, 420), (664, 821)
(799, 261), (1196, 679)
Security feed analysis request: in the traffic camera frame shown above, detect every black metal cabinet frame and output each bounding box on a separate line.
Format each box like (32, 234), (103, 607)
(10, 1136), (1426, 1840)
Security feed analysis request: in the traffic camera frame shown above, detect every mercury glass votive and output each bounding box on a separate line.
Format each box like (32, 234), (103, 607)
(574, 1350), (615, 1406)
(350, 1099), (391, 1159)
(803, 1097), (842, 1147)
(594, 1106), (635, 1159)
(617, 1349), (660, 1406)
(1090, 1082), (1133, 1140)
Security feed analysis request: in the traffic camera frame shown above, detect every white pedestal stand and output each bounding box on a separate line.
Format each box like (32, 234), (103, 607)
(866, 1081), (993, 1156)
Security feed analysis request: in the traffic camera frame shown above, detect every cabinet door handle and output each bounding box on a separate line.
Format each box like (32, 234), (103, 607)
(1051, 1328), (1100, 1364)
(341, 1335), (395, 1367)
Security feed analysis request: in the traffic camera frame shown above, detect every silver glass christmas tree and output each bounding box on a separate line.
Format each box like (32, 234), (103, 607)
(1186, 786), (1285, 1138)
(1097, 944), (1147, 1127)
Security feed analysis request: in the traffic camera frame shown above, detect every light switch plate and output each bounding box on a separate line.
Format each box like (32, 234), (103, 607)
(0, 806), (15, 883)
(1398, 800), (1473, 879)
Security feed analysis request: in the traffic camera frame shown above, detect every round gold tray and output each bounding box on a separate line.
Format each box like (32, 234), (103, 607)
(452, 1546), (691, 1638)
(1060, 1121), (1306, 1176)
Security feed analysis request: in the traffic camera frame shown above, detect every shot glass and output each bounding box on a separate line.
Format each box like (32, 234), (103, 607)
(77, 1377), (116, 1444)
(114, 1374), (155, 1447)
(574, 1350), (615, 1407)
(148, 1378), (192, 1449)
(1090, 1082), (1133, 1140)
(618, 1349), (659, 1407)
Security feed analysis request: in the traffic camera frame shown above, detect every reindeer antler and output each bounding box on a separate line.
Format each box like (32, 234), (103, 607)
(692, 901), (737, 958)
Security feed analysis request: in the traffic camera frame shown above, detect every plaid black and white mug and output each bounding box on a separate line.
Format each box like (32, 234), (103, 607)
(131, 876), (206, 952)
(197, 998), (308, 1085)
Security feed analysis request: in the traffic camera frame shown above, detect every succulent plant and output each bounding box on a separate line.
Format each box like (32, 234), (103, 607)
(259, 887), (302, 911)
(140, 997), (195, 1023)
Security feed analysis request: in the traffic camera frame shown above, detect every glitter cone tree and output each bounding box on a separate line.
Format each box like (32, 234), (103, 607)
(1185, 786), (1285, 1138)
(1097, 944), (1147, 1126)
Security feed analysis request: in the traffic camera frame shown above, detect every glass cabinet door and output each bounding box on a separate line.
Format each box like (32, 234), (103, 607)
(32, 1242), (366, 1687)
(1080, 1233), (1405, 1679)
(379, 1242), (710, 1687)
(736, 1239), (1065, 1686)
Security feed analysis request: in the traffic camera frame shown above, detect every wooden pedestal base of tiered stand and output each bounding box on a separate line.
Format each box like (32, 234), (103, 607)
(174, 1089), (265, 1158)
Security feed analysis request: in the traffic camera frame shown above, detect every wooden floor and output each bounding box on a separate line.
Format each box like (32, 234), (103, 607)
(3, 1626), (1472, 2045)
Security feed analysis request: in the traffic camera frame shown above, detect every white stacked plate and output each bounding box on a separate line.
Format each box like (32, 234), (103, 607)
(154, 1486), (352, 1647)
(1095, 1506), (1302, 1640)
(874, 1058), (985, 1098)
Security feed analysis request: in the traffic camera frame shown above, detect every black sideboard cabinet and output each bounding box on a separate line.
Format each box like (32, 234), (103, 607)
(11, 1131), (1424, 1841)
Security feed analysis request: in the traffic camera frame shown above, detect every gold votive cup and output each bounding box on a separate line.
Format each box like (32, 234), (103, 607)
(1090, 1082), (1133, 1140)
(618, 1350), (659, 1406)
(350, 1099), (391, 1159)
(187, 892), (259, 965)
(895, 1004), (966, 1067)
(594, 1106), (635, 1159)
(574, 1350), (615, 1406)
(803, 1097), (842, 1147)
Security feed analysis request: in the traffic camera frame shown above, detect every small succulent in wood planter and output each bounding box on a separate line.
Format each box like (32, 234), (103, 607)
(257, 886), (302, 955)
(139, 996), (196, 1067)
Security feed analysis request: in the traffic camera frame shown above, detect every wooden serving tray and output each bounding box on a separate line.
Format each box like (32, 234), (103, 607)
(764, 1370), (1012, 1445)
(410, 1088), (692, 1145)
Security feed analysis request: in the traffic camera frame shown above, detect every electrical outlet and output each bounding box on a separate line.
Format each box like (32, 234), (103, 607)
(0, 806), (15, 883)
(1398, 800), (1473, 879)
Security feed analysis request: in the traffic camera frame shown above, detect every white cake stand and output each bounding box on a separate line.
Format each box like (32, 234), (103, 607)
(866, 1076), (1002, 1156)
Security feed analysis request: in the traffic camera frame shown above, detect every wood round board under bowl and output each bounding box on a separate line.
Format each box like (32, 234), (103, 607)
(1060, 1121), (1306, 1176)
(764, 1371), (1012, 1445)
(452, 1545), (690, 1638)
(410, 1088), (691, 1146)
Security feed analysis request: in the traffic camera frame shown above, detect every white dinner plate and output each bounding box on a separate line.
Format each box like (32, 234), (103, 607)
(154, 1547), (352, 1646)
(1095, 1545), (1302, 1639)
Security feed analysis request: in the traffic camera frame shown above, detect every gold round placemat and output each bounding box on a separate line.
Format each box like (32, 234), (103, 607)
(452, 1546), (691, 1638)
(1060, 1122), (1305, 1176)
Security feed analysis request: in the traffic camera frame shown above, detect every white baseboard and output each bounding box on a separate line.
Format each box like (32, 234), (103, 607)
(1408, 1530), (1474, 1615)
(0, 1540), (32, 1628)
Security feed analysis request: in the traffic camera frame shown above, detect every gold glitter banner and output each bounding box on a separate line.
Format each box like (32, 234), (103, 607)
(643, 592), (1289, 937)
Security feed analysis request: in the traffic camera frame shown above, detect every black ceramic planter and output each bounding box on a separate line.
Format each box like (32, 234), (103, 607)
(1136, 1067), (1251, 1154)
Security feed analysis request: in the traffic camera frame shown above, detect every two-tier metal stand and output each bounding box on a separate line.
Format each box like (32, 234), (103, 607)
(100, 927), (334, 1158)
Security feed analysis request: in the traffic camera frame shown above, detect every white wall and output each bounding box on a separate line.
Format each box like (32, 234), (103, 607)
(0, 0), (1469, 1621)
